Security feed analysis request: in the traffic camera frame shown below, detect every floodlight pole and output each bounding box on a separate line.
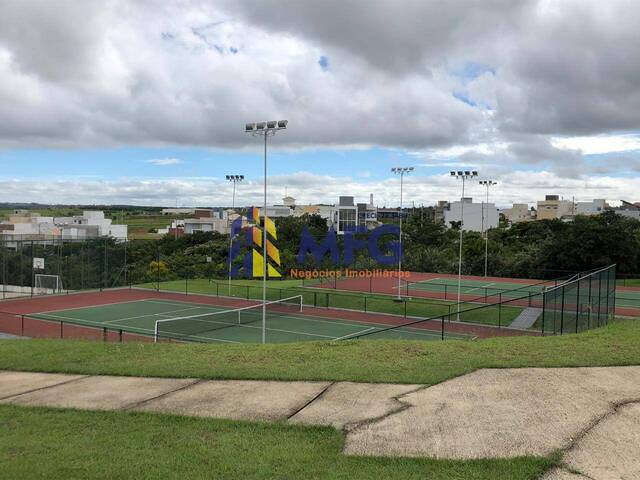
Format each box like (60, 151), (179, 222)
(479, 180), (497, 278)
(226, 175), (244, 295)
(451, 170), (478, 321)
(392, 167), (413, 300)
(245, 120), (288, 344)
(262, 132), (268, 344)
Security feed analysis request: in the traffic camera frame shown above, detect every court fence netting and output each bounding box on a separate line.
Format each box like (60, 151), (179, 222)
(338, 264), (617, 340)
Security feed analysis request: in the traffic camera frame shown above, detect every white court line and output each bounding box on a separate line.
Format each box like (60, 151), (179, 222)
(32, 311), (242, 344)
(36, 298), (157, 315)
(392, 277), (443, 290)
(102, 306), (205, 325)
(156, 314), (337, 340)
(465, 282), (495, 294)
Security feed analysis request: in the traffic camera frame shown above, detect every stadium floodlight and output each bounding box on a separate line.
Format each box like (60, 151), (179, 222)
(245, 119), (289, 343)
(479, 180), (498, 277)
(245, 123), (255, 132)
(226, 174), (245, 295)
(391, 167), (413, 300)
(451, 170), (479, 321)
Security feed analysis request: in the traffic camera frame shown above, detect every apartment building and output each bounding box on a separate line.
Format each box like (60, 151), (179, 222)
(575, 199), (608, 216)
(0, 210), (128, 245)
(536, 195), (575, 220)
(443, 198), (498, 232)
(502, 203), (534, 224)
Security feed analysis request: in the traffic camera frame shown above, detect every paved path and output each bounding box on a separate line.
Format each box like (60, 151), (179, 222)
(509, 307), (542, 329)
(1, 367), (640, 479)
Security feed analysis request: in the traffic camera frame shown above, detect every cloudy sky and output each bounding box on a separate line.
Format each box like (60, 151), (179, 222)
(1, 0), (640, 207)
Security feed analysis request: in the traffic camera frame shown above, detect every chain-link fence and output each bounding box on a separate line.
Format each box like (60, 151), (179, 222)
(540, 265), (616, 334)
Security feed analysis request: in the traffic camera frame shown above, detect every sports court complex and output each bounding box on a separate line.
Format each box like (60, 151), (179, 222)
(0, 263), (621, 344)
(0, 288), (500, 343)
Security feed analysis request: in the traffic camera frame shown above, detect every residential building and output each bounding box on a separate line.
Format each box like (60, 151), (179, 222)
(183, 217), (230, 235)
(502, 203), (534, 224)
(576, 199), (608, 216)
(536, 195), (575, 220)
(161, 208), (195, 215)
(0, 210), (128, 245)
(614, 200), (640, 220)
(336, 196), (358, 234)
(443, 198), (498, 232)
(291, 202), (337, 229)
(376, 207), (402, 221)
(434, 201), (449, 224)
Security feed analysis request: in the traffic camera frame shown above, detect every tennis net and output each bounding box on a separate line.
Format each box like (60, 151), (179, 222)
(154, 295), (303, 342)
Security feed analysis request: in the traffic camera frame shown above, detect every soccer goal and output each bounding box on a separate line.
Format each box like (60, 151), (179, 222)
(34, 274), (64, 295)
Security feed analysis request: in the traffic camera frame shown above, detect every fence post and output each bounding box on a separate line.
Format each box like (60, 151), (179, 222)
(246, 285), (250, 299)
(444, 283), (447, 300)
(60, 321), (63, 339)
(498, 302), (501, 328)
(364, 296), (367, 312)
(596, 272), (602, 328)
(611, 267), (617, 322)
(604, 269), (611, 324)
(560, 287), (565, 335)
(575, 282), (580, 334)
(156, 246), (160, 292)
(441, 315), (445, 340)
(119, 329), (123, 342)
(404, 300), (407, 318)
(103, 327), (107, 342)
(185, 277), (188, 296)
(587, 278), (592, 330)
(313, 292), (317, 308)
(21, 315), (24, 336)
(541, 291), (546, 336)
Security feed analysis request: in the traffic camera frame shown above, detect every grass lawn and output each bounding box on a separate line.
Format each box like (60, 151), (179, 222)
(618, 278), (640, 287)
(139, 278), (523, 327)
(0, 405), (555, 480)
(1, 319), (638, 385)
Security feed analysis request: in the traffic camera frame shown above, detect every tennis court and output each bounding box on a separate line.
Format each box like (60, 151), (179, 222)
(401, 277), (547, 299)
(28, 296), (471, 344)
(614, 288), (640, 308)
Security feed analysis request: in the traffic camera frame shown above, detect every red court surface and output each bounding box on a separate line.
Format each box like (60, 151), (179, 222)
(0, 288), (536, 343)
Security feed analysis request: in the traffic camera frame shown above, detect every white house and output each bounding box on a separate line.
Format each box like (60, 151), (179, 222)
(444, 198), (499, 232)
(576, 199), (608, 216)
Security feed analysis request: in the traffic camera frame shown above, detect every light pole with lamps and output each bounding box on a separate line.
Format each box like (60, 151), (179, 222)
(226, 174), (244, 295)
(391, 166), (413, 299)
(479, 180), (497, 278)
(245, 120), (288, 344)
(450, 170), (478, 320)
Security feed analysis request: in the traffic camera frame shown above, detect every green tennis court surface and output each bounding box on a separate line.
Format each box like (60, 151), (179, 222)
(615, 288), (640, 308)
(403, 277), (546, 298)
(30, 298), (471, 344)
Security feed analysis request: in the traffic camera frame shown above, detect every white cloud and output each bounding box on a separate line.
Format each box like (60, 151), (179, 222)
(145, 158), (183, 166)
(1, 170), (638, 208)
(551, 135), (640, 155)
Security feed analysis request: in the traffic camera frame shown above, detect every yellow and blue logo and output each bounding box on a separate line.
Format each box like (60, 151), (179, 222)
(229, 207), (281, 278)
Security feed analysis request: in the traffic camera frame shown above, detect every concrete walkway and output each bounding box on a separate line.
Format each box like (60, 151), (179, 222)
(509, 307), (542, 329)
(1, 367), (640, 479)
